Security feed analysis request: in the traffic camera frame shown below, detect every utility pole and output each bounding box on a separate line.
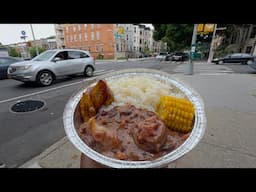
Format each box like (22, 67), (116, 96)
(207, 24), (217, 63)
(186, 24), (198, 75)
(30, 24), (39, 56)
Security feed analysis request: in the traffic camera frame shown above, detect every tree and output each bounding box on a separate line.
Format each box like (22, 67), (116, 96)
(142, 45), (150, 55)
(153, 24), (193, 51)
(29, 46), (47, 58)
(214, 24), (252, 57)
(8, 47), (20, 57)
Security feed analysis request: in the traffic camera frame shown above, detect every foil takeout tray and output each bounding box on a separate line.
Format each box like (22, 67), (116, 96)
(63, 68), (206, 168)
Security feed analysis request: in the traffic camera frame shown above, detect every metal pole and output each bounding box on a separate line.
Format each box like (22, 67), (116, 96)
(30, 24), (39, 56)
(207, 24), (217, 63)
(113, 25), (117, 62)
(186, 24), (198, 75)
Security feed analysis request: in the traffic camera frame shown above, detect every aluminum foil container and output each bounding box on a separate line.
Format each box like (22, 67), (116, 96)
(63, 68), (206, 168)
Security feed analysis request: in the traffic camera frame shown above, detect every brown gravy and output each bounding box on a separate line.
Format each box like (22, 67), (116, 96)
(78, 104), (190, 161)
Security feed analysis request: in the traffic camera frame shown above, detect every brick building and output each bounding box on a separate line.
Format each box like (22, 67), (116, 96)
(60, 24), (115, 59)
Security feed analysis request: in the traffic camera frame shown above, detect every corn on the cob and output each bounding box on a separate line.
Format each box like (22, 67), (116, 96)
(156, 95), (195, 133)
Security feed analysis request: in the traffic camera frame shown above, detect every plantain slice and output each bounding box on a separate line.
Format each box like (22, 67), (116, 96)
(89, 80), (114, 111)
(79, 80), (114, 123)
(79, 91), (96, 122)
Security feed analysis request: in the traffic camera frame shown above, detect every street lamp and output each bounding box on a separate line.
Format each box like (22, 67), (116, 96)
(30, 24), (39, 56)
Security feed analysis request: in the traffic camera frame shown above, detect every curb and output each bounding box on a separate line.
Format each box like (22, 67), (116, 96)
(20, 137), (68, 168)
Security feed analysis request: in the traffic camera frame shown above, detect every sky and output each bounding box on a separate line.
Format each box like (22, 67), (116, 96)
(0, 24), (154, 45)
(0, 24), (56, 45)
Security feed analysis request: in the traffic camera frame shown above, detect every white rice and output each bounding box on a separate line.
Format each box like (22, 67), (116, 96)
(107, 76), (185, 112)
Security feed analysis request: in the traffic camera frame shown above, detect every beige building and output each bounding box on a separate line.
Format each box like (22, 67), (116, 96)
(54, 24), (65, 49)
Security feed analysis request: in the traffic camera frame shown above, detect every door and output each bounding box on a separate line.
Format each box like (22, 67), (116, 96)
(68, 51), (90, 74)
(229, 54), (242, 63)
(52, 51), (71, 76)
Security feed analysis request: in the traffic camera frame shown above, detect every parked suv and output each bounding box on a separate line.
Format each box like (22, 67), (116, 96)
(8, 49), (95, 86)
(212, 53), (254, 65)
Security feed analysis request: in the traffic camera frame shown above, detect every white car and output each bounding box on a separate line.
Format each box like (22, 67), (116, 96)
(8, 49), (95, 86)
(155, 52), (168, 61)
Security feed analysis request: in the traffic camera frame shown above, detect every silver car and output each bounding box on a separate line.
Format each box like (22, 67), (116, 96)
(8, 49), (95, 86)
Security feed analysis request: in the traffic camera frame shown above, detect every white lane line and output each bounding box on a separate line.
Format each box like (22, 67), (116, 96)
(0, 70), (114, 104)
(94, 69), (105, 73)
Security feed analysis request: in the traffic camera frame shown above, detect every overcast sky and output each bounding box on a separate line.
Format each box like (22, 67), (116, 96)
(0, 24), (153, 45)
(0, 24), (56, 45)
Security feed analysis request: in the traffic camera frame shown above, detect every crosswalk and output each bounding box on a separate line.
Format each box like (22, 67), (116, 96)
(94, 69), (115, 76)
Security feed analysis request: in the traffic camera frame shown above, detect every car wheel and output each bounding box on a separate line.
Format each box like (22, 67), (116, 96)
(36, 70), (54, 86)
(84, 66), (94, 77)
(218, 60), (223, 64)
(241, 61), (247, 65)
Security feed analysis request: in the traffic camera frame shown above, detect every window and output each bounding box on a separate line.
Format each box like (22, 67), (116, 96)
(74, 34), (77, 42)
(230, 53), (241, 58)
(97, 24), (101, 28)
(74, 25), (76, 32)
(96, 31), (100, 40)
(91, 32), (94, 41)
(68, 51), (81, 59)
(69, 26), (73, 33)
(250, 26), (256, 38)
(134, 27), (136, 33)
(140, 39), (142, 44)
(126, 35), (128, 41)
(140, 31), (142, 35)
(70, 35), (73, 42)
(79, 34), (82, 41)
(66, 35), (69, 43)
(84, 24), (87, 30)
(80, 52), (89, 58)
(84, 33), (88, 41)
(134, 38), (136, 43)
(65, 27), (68, 33)
(91, 24), (94, 29)
(78, 24), (81, 31)
(54, 51), (68, 60)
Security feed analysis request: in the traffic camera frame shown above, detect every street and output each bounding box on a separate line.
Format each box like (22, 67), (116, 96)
(0, 58), (180, 167)
(1, 58), (256, 168)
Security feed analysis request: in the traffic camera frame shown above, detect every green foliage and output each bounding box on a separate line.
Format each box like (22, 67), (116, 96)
(29, 47), (47, 58)
(142, 45), (150, 55)
(153, 24), (193, 51)
(8, 47), (20, 57)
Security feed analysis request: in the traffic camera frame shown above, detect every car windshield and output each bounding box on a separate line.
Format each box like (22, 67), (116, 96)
(33, 50), (57, 61)
(159, 52), (167, 55)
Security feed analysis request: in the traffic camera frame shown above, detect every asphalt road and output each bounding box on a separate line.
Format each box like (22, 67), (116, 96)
(0, 59), (180, 167)
(215, 62), (256, 74)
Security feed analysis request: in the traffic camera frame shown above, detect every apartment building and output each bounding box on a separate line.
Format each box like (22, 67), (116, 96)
(55, 24), (65, 49)
(57, 23), (166, 59)
(60, 24), (115, 59)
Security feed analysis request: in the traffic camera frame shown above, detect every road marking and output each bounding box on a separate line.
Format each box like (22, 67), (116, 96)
(94, 69), (105, 73)
(200, 73), (233, 75)
(0, 69), (114, 104)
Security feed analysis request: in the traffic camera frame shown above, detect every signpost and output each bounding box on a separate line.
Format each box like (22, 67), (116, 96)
(20, 30), (27, 41)
(185, 24), (198, 75)
(30, 24), (39, 56)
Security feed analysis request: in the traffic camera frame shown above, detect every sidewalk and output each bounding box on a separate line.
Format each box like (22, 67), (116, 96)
(95, 57), (154, 64)
(21, 62), (256, 168)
